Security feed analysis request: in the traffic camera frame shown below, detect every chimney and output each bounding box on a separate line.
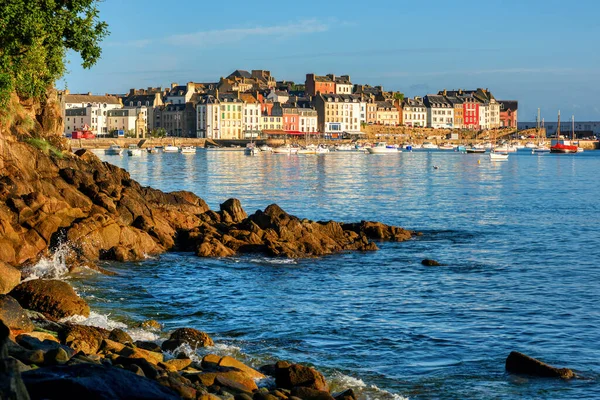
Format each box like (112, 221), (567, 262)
(129, 88), (135, 96)
(215, 89), (219, 99)
(443, 89), (447, 96)
(87, 92), (92, 96)
(187, 82), (195, 93)
(171, 82), (177, 89)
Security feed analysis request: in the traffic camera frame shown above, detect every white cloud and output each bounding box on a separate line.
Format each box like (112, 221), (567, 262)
(114, 20), (329, 49)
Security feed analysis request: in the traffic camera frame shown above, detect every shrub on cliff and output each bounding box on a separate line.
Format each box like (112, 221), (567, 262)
(0, 1), (109, 107)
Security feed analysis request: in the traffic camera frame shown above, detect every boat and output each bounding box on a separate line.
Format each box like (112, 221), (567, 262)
(335, 143), (354, 151)
(163, 145), (179, 152)
(259, 145), (273, 153)
(577, 147), (584, 153)
(494, 143), (518, 152)
(244, 143), (261, 155)
(532, 146), (550, 154)
(180, 146), (196, 154)
(489, 130), (508, 160)
(438, 143), (454, 150)
(315, 144), (330, 154)
(366, 142), (400, 154)
(105, 144), (122, 156)
(422, 142), (438, 149)
(273, 145), (298, 154)
(456, 145), (466, 152)
(465, 146), (486, 154)
(127, 145), (142, 156)
(525, 142), (537, 148)
(146, 147), (158, 154)
(550, 111), (578, 153)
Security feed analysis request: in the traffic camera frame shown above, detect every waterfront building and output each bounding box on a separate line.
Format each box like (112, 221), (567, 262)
(375, 101), (400, 126)
(156, 102), (196, 137)
(165, 82), (195, 105)
(462, 96), (480, 130)
(240, 93), (262, 139)
(365, 96), (378, 125)
(424, 95), (454, 128)
(216, 93), (244, 139)
(60, 91), (122, 136)
(297, 108), (319, 134)
(499, 101), (518, 128)
(402, 97), (427, 127)
(313, 93), (362, 137)
(107, 106), (148, 137)
(122, 90), (164, 133)
(334, 75), (353, 94)
(447, 96), (464, 129)
(196, 94), (220, 139)
(479, 103), (490, 130)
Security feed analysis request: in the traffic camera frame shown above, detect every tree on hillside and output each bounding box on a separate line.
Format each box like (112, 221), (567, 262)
(0, 1), (109, 106)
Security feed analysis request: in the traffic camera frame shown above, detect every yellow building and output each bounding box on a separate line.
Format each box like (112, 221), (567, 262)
(219, 94), (244, 139)
(375, 101), (400, 126)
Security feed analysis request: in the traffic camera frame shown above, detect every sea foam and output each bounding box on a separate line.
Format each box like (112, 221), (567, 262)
(329, 371), (409, 400)
(22, 246), (70, 281)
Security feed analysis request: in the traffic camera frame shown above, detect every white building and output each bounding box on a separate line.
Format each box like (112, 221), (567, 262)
(196, 95), (221, 139)
(165, 82), (195, 105)
(315, 93), (362, 136)
(424, 95), (454, 128)
(240, 93), (262, 138)
(266, 89), (289, 104)
(402, 97), (427, 127)
(60, 92), (122, 136)
(335, 75), (353, 95)
(479, 103), (490, 130)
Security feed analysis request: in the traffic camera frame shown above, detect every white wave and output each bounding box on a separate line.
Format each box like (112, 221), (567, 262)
(329, 372), (409, 400)
(60, 311), (127, 330)
(163, 343), (201, 363)
(22, 246), (70, 281)
(127, 327), (160, 342)
(256, 376), (276, 389)
(250, 258), (298, 265)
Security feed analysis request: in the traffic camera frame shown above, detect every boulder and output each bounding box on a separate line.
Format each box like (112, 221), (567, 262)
(135, 340), (162, 353)
(22, 363), (181, 400)
(0, 295), (34, 333)
(505, 351), (575, 379)
(421, 259), (441, 266)
(0, 321), (31, 400)
(59, 324), (109, 355)
(108, 328), (133, 344)
(272, 362), (329, 392)
(9, 279), (90, 320)
(140, 319), (162, 331)
(291, 387), (335, 400)
(162, 328), (214, 352)
(218, 355), (265, 380)
(220, 199), (248, 223)
(333, 389), (356, 400)
(0, 262), (21, 294)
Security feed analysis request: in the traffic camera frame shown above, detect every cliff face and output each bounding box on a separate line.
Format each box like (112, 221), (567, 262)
(0, 91), (415, 268)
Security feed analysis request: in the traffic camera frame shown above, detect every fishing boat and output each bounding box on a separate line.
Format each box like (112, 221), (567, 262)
(105, 144), (122, 155)
(465, 146), (486, 154)
(244, 143), (260, 155)
(489, 130), (508, 160)
(422, 142), (438, 149)
(367, 142), (400, 154)
(180, 146), (196, 154)
(438, 143), (454, 150)
(164, 144), (179, 152)
(126, 145), (142, 156)
(550, 111), (578, 153)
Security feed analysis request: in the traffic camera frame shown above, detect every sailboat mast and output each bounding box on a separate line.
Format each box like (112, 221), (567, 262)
(572, 115), (575, 141)
(556, 110), (561, 139)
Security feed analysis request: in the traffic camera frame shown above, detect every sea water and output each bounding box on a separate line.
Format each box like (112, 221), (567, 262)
(64, 149), (600, 399)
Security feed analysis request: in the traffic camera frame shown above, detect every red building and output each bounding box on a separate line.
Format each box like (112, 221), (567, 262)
(499, 100), (518, 128)
(305, 74), (336, 97)
(462, 97), (480, 130)
(282, 108), (300, 132)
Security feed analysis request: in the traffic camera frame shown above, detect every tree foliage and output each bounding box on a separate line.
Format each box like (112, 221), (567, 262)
(0, 0), (108, 105)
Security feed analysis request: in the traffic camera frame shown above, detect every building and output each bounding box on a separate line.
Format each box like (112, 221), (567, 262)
(60, 92), (122, 136)
(365, 97), (378, 124)
(196, 94), (220, 139)
(462, 96), (480, 130)
(122, 90), (164, 133)
(446, 96), (464, 129)
(266, 89), (290, 104)
(375, 101), (400, 126)
(155, 102), (196, 137)
(107, 106), (148, 137)
(240, 93), (262, 138)
(313, 93), (362, 137)
(402, 97), (427, 127)
(216, 93), (244, 139)
(334, 75), (352, 94)
(499, 101), (518, 128)
(165, 82), (195, 105)
(305, 73), (336, 96)
(424, 95), (454, 128)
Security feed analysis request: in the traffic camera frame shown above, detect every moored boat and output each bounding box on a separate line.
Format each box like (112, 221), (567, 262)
(244, 143), (260, 155)
(127, 145), (142, 156)
(422, 142), (438, 149)
(105, 144), (122, 156)
(180, 146), (196, 154)
(146, 147), (158, 154)
(367, 142), (400, 154)
(465, 147), (486, 154)
(273, 145), (298, 154)
(164, 145), (179, 152)
(550, 112), (579, 154)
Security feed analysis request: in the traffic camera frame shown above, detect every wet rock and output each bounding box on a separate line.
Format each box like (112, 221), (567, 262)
(220, 198), (248, 224)
(59, 324), (109, 355)
(9, 279), (90, 320)
(140, 319), (162, 331)
(0, 262), (21, 294)
(118, 345), (164, 365)
(113, 355), (160, 380)
(0, 295), (34, 333)
(505, 351), (575, 379)
(0, 321), (31, 400)
(157, 372), (197, 399)
(108, 328), (133, 344)
(159, 358), (192, 372)
(203, 354), (265, 380)
(421, 259), (441, 266)
(44, 347), (71, 365)
(162, 327), (214, 352)
(270, 361), (329, 392)
(6, 341), (45, 365)
(333, 388), (356, 400)
(16, 332), (59, 345)
(22, 363), (181, 400)
(135, 340), (162, 353)
(291, 387), (335, 400)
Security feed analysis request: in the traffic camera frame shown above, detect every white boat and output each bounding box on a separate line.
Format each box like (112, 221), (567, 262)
(244, 143), (261, 155)
(494, 144), (517, 153)
(577, 147), (584, 153)
(164, 145), (179, 152)
(105, 144), (122, 156)
(367, 142), (400, 154)
(180, 146), (196, 154)
(335, 144), (354, 151)
(422, 142), (438, 149)
(146, 147), (158, 154)
(259, 145), (273, 153)
(127, 145), (142, 156)
(438, 143), (454, 150)
(525, 142), (537, 148)
(315, 144), (330, 154)
(489, 151), (509, 160)
(532, 145), (550, 154)
(273, 145), (298, 154)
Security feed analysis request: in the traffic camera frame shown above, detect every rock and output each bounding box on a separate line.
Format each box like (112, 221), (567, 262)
(108, 328), (133, 344)
(160, 358), (192, 372)
(235, 394), (254, 400)
(162, 328), (214, 352)
(0, 321), (31, 400)
(44, 347), (71, 365)
(505, 351), (575, 379)
(333, 389), (356, 400)
(135, 340), (162, 353)
(99, 338), (126, 354)
(215, 373), (255, 394)
(22, 363), (181, 399)
(0, 295), (34, 333)
(6, 341), (45, 365)
(421, 259), (441, 266)
(113, 356), (160, 380)
(290, 387), (335, 400)
(16, 332), (59, 345)
(59, 324), (109, 355)
(140, 319), (162, 331)
(9, 279), (90, 320)
(202, 354), (265, 380)
(273, 362), (329, 392)
(220, 199), (248, 223)
(0, 262), (21, 294)
(118, 345), (164, 365)
(157, 372), (197, 399)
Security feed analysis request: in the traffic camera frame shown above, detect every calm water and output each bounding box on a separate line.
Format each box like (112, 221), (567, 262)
(73, 149), (600, 399)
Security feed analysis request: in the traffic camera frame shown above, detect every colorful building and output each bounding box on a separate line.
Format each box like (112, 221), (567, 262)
(305, 73), (336, 96)
(499, 101), (518, 128)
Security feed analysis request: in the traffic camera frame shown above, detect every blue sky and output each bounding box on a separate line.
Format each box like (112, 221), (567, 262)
(63, 0), (600, 121)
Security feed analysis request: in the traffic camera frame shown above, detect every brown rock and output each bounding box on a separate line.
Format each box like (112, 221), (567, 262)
(162, 327), (214, 352)
(0, 295), (34, 333)
(505, 351), (575, 379)
(159, 358), (192, 372)
(109, 328), (133, 344)
(0, 262), (21, 294)
(275, 363), (329, 392)
(220, 198), (248, 223)
(59, 324), (109, 355)
(333, 388), (356, 400)
(119, 345), (164, 365)
(140, 319), (162, 331)
(215, 373), (256, 394)
(9, 279), (90, 320)
(421, 259), (442, 266)
(218, 355), (265, 380)
(16, 332), (59, 344)
(291, 387), (335, 400)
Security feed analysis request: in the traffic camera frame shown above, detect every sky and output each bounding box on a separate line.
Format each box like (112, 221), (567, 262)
(62, 0), (600, 121)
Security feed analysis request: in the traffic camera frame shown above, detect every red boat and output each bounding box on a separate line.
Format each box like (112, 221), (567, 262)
(550, 111), (578, 153)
